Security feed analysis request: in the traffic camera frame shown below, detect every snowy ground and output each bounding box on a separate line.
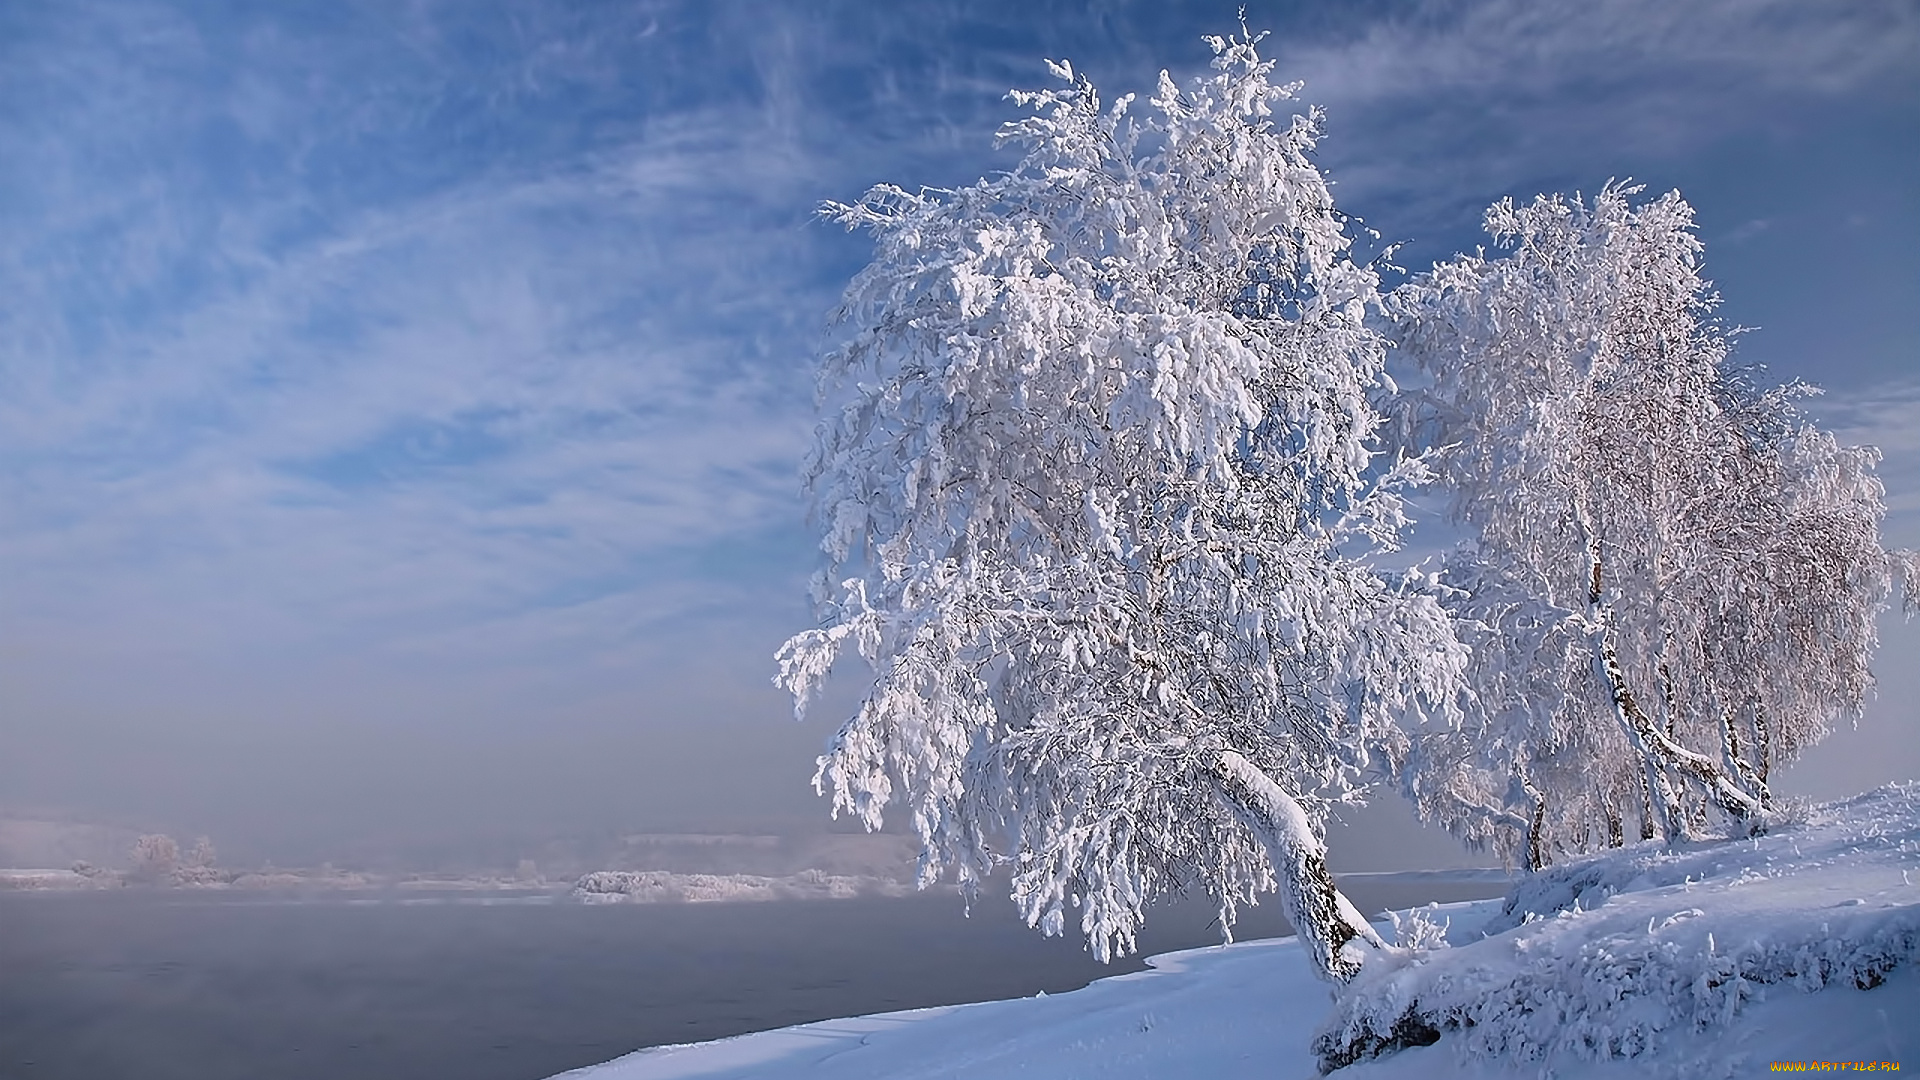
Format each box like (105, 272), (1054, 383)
(550, 785), (1919, 1079)
(0, 868), (102, 890)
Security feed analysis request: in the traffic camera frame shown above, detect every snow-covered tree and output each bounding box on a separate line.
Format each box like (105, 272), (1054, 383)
(1390, 184), (1909, 866)
(776, 33), (1465, 983)
(131, 833), (179, 881)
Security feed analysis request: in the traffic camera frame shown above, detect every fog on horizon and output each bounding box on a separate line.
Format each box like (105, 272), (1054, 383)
(2, 0), (1916, 875)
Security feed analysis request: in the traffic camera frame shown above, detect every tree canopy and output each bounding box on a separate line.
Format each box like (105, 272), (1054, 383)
(1390, 184), (1911, 866)
(776, 34), (1463, 981)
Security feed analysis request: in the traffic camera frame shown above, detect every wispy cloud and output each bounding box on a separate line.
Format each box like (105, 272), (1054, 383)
(6, 0), (1914, 664)
(1266, 0), (1920, 251)
(2, 0), (1913, 841)
(2, 3), (888, 674)
(1809, 380), (1920, 551)
(5, 0), (1209, 680)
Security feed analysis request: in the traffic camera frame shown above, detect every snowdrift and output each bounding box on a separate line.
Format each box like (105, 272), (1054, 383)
(1320, 783), (1920, 1071)
(550, 785), (1919, 1079)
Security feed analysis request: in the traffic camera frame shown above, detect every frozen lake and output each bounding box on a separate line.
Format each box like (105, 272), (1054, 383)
(0, 875), (1509, 1080)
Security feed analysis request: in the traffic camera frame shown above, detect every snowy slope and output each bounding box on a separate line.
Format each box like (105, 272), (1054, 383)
(550, 785), (1920, 1079)
(1329, 783), (1920, 1074)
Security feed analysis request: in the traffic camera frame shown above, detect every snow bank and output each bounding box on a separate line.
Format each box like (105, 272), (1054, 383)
(544, 786), (1919, 1080)
(0, 868), (114, 890)
(554, 931), (1343, 1079)
(1321, 783), (1920, 1071)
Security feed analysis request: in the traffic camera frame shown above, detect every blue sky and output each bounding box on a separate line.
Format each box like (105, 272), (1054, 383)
(2, 0), (1915, 863)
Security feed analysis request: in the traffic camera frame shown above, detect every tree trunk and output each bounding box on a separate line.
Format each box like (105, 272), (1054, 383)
(1659, 660), (1679, 738)
(1586, 552), (1683, 842)
(1211, 749), (1387, 983)
(1638, 773), (1658, 841)
(1593, 612), (1765, 833)
(1594, 620), (1684, 842)
(1585, 553), (1764, 839)
(1521, 773), (1549, 872)
(1719, 701), (1769, 806)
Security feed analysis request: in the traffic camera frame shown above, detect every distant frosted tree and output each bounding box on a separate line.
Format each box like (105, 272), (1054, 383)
(132, 834), (179, 880)
(777, 32), (1465, 983)
(1389, 184), (1910, 865)
(186, 836), (217, 869)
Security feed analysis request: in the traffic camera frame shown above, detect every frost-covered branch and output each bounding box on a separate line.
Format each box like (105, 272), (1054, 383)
(1388, 184), (1900, 863)
(779, 30), (1464, 984)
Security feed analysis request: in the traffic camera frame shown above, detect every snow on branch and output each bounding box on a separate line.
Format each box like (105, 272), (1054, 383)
(1387, 183), (1903, 867)
(777, 29), (1464, 982)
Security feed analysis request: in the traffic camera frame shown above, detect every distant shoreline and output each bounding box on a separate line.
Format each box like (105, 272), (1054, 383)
(0, 865), (1511, 905)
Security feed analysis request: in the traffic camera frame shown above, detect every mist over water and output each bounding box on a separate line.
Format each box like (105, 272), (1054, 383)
(0, 878), (1509, 1080)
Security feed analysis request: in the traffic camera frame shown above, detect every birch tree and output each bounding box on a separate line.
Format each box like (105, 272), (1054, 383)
(776, 33), (1465, 983)
(1390, 184), (1910, 865)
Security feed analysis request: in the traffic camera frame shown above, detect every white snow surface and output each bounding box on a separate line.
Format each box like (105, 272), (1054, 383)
(551, 786), (1920, 1079)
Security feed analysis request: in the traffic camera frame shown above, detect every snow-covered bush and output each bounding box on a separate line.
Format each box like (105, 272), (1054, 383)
(1386, 903), (1452, 953)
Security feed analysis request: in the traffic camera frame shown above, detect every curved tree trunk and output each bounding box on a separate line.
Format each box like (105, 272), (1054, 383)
(1586, 554), (1766, 839)
(1211, 749), (1388, 983)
